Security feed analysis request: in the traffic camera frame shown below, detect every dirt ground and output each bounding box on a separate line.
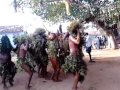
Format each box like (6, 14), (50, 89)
(0, 49), (120, 90)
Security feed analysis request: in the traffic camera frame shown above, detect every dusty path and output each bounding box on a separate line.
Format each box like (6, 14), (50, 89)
(0, 49), (120, 90)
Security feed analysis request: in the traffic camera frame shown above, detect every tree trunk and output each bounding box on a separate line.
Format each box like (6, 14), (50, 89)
(118, 22), (120, 32)
(96, 20), (118, 49)
(107, 32), (118, 49)
(63, 0), (71, 16)
(13, 0), (17, 12)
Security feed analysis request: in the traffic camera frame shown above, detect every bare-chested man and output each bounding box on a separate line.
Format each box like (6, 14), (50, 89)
(18, 40), (33, 89)
(47, 33), (61, 81)
(62, 21), (87, 90)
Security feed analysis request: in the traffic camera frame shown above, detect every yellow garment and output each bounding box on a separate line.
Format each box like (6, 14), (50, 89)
(63, 0), (71, 15)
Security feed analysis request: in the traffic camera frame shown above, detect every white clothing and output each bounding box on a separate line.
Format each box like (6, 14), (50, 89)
(86, 35), (92, 47)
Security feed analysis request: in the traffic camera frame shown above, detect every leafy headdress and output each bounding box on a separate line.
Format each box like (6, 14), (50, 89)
(68, 20), (85, 46)
(67, 21), (81, 33)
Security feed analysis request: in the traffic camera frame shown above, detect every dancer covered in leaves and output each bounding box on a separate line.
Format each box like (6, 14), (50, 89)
(18, 38), (33, 89)
(47, 33), (61, 81)
(31, 28), (48, 78)
(62, 21), (87, 90)
(0, 35), (17, 88)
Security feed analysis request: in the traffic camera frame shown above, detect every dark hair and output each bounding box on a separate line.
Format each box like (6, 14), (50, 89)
(85, 33), (88, 35)
(72, 30), (77, 35)
(1, 35), (12, 54)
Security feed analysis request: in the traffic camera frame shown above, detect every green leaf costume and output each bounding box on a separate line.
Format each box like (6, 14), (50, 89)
(62, 21), (87, 82)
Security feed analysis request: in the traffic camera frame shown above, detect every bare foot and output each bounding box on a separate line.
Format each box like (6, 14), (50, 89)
(38, 74), (42, 78)
(3, 85), (8, 90)
(72, 87), (77, 90)
(1, 80), (3, 84)
(44, 75), (51, 80)
(25, 85), (32, 90)
(52, 78), (62, 82)
(89, 60), (96, 63)
(28, 85), (32, 89)
(33, 69), (36, 73)
(52, 77), (62, 82)
(9, 81), (13, 86)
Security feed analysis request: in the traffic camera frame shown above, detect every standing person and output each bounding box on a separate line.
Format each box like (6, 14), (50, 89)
(85, 33), (95, 63)
(38, 33), (48, 78)
(0, 35), (17, 88)
(18, 39), (33, 89)
(94, 36), (100, 49)
(32, 32), (48, 78)
(47, 33), (61, 81)
(99, 37), (102, 49)
(62, 21), (87, 90)
(102, 35), (107, 48)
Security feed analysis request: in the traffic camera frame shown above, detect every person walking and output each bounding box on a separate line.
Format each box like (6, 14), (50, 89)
(85, 33), (95, 63)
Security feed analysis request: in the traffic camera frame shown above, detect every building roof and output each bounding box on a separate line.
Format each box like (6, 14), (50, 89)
(0, 25), (23, 34)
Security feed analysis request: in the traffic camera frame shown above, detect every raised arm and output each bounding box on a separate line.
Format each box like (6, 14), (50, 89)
(63, 32), (69, 40)
(69, 31), (80, 45)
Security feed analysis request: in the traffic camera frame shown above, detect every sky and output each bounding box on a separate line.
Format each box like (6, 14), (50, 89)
(0, 0), (100, 34)
(0, 0), (34, 26)
(0, 0), (14, 13)
(0, 0), (67, 33)
(0, 0), (14, 25)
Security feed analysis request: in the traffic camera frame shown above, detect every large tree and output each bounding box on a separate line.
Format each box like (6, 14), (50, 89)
(13, 0), (120, 22)
(14, 0), (120, 49)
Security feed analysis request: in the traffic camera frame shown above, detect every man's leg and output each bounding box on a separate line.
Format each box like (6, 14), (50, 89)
(9, 69), (16, 86)
(89, 52), (95, 63)
(43, 65), (48, 78)
(56, 68), (61, 81)
(38, 64), (42, 77)
(87, 47), (95, 63)
(21, 64), (33, 88)
(41, 57), (48, 78)
(2, 74), (7, 88)
(89, 52), (92, 61)
(41, 65), (46, 78)
(51, 58), (61, 81)
(50, 58), (57, 80)
(28, 70), (33, 88)
(72, 72), (80, 90)
(10, 62), (17, 84)
(54, 62), (61, 82)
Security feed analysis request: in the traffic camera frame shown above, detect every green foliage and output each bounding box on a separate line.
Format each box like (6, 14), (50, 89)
(34, 28), (46, 35)
(13, 28), (46, 46)
(32, 2), (66, 22)
(46, 3), (66, 22)
(13, 28), (47, 69)
(15, 0), (120, 24)
(13, 34), (29, 45)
